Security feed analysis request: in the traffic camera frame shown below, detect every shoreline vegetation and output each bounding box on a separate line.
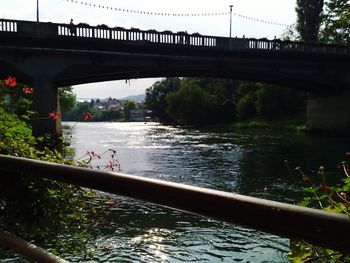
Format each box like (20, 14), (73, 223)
(205, 115), (306, 133)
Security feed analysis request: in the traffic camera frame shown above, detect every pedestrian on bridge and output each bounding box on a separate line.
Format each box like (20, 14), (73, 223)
(69, 19), (76, 36)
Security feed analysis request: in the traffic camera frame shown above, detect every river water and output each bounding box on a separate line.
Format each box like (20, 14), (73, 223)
(64, 122), (348, 262)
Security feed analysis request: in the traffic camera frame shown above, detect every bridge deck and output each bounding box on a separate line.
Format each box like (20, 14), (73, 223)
(0, 18), (349, 56)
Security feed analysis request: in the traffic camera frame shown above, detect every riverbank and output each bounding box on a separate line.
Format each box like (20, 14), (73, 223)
(206, 115), (306, 133)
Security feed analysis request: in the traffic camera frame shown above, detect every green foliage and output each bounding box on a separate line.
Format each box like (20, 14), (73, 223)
(166, 84), (220, 126)
(123, 100), (136, 120)
(232, 115), (306, 131)
(294, 0), (350, 44)
(235, 82), (258, 120)
(236, 82), (305, 121)
(289, 242), (347, 262)
(180, 78), (234, 102)
(236, 93), (257, 120)
(13, 97), (32, 120)
(145, 77), (181, 123)
(288, 163), (350, 262)
(58, 86), (76, 114)
(255, 84), (301, 118)
(146, 77), (304, 128)
(295, 0), (324, 41)
(146, 77), (236, 127)
(0, 107), (36, 155)
(0, 81), (33, 123)
(90, 108), (123, 121)
(237, 81), (257, 97)
(320, 0), (350, 44)
(63, 101), (90, 120)
(1, 175), (92, 255)
(0, 107), (95, 258)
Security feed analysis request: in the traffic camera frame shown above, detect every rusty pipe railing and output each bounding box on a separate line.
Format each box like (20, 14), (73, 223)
(0, 154), (349, 254)
(0, 229), (68, 263)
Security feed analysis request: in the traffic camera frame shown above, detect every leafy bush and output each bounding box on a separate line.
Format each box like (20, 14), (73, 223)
(0, 107), (97, 257)
(0, 75), (98, 259)
(286, 160), (350, 262)
(236, 93), (257, 120)
(166, 85), (220, 126)
(255, 86), (286, 118)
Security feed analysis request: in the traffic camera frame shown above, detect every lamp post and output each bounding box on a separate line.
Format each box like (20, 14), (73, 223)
(36, 0), (40, 37)
(229, 4), (233, 38)
(37, 0), (39, 23)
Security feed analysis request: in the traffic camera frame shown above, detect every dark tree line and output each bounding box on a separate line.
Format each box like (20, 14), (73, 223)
(296, 0), (324, 42)
(295, 0), (350, 44)
(145, 77), (305, 127)
(321, 0), (350, 44)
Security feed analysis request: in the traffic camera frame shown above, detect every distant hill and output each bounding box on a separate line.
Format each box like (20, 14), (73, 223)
(120, 94), (145, 102)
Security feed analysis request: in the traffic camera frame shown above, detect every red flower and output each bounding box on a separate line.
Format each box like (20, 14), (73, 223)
(82, 112), (92, 121)
(23, 85), (34, 94)
(107, 161), (113, 169)
(48, 111), (61, 121)
(346, 152), (350, 157)
(4, 76), (16, 87)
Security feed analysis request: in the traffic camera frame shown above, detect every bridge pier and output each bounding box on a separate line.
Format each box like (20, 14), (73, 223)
(306, 91), (350, 135)
(32, 77), (61, 139)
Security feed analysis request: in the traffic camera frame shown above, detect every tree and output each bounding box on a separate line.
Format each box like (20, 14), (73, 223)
(235, 82), (305, 120)
(255, 85), (292, 118)
(236, 93), (257, 120)
(145, 78), (180, 123)
(321, 0), (350, 44)
(63, 101), (90, 121)
(123, 100), (136, 120)
(58, 86), (76, 114)
(296, 0), (324, 41)
(179, 78), (234, 102)
(166, 85), (220, 126)
(235, 82), (258, 120)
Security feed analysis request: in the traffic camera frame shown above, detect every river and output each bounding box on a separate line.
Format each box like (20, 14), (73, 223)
(64, 122), (348, 262)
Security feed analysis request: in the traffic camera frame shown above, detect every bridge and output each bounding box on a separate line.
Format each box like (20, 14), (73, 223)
(0, 18), (349, 135)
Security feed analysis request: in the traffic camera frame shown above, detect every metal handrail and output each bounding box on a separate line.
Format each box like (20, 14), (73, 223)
(0, 154), (349, 254)
(0, 229), (68, 263)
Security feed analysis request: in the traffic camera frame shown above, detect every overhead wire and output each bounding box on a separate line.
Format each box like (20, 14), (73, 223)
(63, 0), (294, 28)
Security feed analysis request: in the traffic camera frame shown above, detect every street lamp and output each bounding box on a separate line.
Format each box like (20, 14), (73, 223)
(37, 0), (39, 23)
(229, 4), (233, 38)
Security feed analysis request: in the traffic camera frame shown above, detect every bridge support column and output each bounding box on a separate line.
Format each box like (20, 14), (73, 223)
(306, 91), (350, 135)
(32, 77), (61, 139)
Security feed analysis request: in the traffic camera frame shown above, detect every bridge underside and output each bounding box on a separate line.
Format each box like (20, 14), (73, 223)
(306, 91), (350, 135)
(0, 35), (348, 91)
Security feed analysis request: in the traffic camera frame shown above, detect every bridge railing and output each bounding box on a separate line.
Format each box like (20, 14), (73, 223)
(0, 19), (17, 33)
(57, 23), (217, 47)
(0, 229), (68, 263)
(0, 18), (349, 55)
(244, 38), (350, 54)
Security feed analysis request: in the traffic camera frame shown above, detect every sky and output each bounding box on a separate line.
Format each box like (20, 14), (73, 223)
(0, 0), (297, 99)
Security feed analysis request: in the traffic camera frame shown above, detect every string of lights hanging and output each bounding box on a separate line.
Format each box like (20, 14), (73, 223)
(63, 0), (293, 28)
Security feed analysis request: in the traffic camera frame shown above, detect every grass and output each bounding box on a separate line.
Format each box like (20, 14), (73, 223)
(205, 115), (307, 133)
(232, 115), (306, 132)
